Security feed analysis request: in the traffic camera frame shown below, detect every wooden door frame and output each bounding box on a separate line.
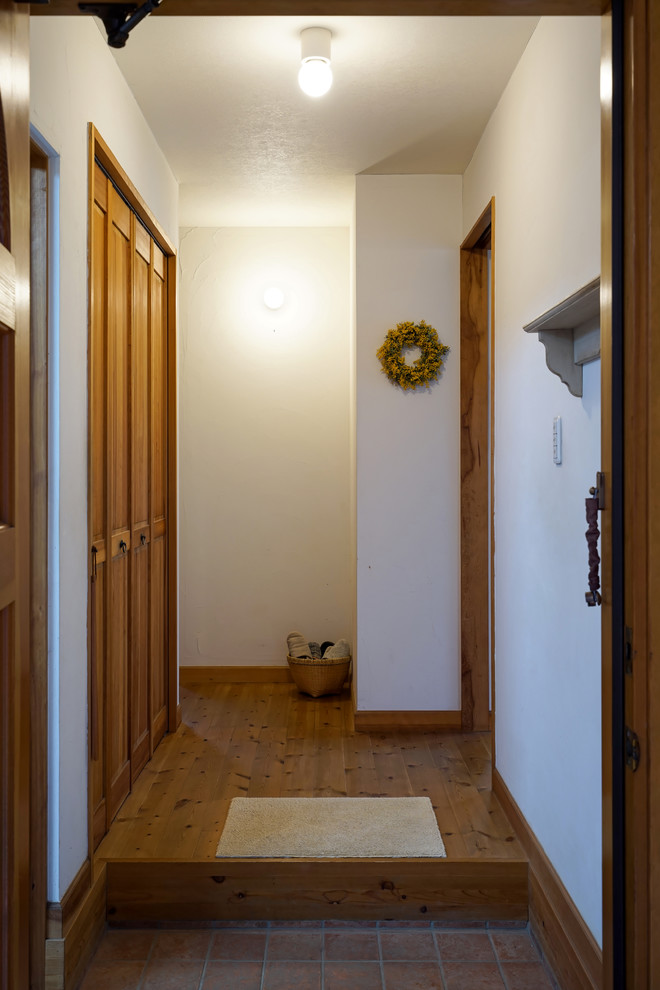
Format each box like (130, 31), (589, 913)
(460, 199), (494, 734)
(29, 136), (50, 990)
(600, 9), (622, 988)
(0, 7), (30, 988)
(86, 125), (179, 861)
(617, 0), (660, 987)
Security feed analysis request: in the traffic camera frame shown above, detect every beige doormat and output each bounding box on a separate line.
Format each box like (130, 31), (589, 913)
(215, 797), (446, 859)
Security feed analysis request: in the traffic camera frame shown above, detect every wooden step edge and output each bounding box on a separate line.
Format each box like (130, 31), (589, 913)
(105, 857), (529, 925)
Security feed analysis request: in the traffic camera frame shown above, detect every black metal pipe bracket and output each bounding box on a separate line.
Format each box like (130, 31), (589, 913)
(78, 0), (162, 49)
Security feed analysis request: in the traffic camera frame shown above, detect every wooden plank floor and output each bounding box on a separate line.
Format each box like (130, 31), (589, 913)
(96, 681), (524, 864)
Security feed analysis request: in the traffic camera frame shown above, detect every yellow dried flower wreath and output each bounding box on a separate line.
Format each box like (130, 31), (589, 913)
(376, 320), (450, 392)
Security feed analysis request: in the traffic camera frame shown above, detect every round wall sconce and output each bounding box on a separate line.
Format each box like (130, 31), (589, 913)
(298, 27), (333, 98)
(264, 287), (285, 310)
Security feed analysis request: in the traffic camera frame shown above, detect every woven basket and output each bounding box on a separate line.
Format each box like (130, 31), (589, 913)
(286, 654), (351, 698)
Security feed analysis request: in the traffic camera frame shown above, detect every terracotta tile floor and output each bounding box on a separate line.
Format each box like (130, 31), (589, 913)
(80, 921), (560, 990)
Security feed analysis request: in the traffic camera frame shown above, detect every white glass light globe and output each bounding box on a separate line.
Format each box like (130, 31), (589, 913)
(264, 287), (285, 310)
(298, 58), (333, 98)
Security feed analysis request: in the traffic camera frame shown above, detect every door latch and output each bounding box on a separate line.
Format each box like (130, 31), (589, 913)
(625, 727), (640, 772)
(624, 626), (633, 676)
(589, 471), (605, 510)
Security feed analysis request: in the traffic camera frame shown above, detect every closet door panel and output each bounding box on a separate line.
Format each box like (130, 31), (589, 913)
(89, 166), (108, 846)
(130, 228), (151, 779)
(107, 554), (130, 821)
(109, 191), (131, 541)
(106, 187), (132, 821)
(90, 167), (108, 547)
(150, 534), (167, 746)
(90, 563), (106, 848)
(150, 245), (167, 748)
(151, 247), (166, 522)
(132, 226), (150, 530)
(130, 540), (149, 779)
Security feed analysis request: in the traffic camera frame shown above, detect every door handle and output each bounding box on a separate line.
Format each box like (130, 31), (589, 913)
(585, 482), (602, 607)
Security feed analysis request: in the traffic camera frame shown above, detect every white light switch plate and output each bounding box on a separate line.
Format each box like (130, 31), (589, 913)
(553, 416), (562, 465)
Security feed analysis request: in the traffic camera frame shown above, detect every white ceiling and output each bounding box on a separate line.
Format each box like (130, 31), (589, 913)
(110, 15), (539, 226)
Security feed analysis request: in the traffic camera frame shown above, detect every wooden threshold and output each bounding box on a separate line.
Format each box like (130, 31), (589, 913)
(105, 857), (528, 925)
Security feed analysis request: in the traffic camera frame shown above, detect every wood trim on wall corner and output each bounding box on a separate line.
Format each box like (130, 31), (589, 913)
(179, 665), (294, 686)
(493, 769), (602, 990)
(352, 710), (462, 732)
(459, 197), (494, 734)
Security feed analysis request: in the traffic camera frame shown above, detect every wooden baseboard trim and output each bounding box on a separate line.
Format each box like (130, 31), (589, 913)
(46, 858), (91, 940)
(353, 709), (462, 731)
(61, 858), (92, 931)
(492, 769), (602, 990)
(45, 862), (107, 989)
(64, 863), (106, 990)
(106, 858), (527, 924)
(179, 665), (293, 686)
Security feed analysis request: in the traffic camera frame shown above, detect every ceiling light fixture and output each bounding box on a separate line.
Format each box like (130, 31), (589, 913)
(264, 287), (285, 310)
(298, 27), (333, 99)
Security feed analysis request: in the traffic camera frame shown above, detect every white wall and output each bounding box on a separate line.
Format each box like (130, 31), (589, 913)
(355, 175), (462, 712)
(463, 17), (602, 943)
(179, 227), (352, 667)
(30, 17), (178, 901)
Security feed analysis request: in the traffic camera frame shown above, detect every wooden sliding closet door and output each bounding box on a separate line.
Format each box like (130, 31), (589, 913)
(89, 158), (170, 848)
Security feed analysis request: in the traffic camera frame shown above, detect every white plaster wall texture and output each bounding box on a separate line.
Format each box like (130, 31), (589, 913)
(30, 17), (178, 900)
(355, 175), (462, 713)
(462, 16), (602, 944)
(179, 227), (352, 667)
